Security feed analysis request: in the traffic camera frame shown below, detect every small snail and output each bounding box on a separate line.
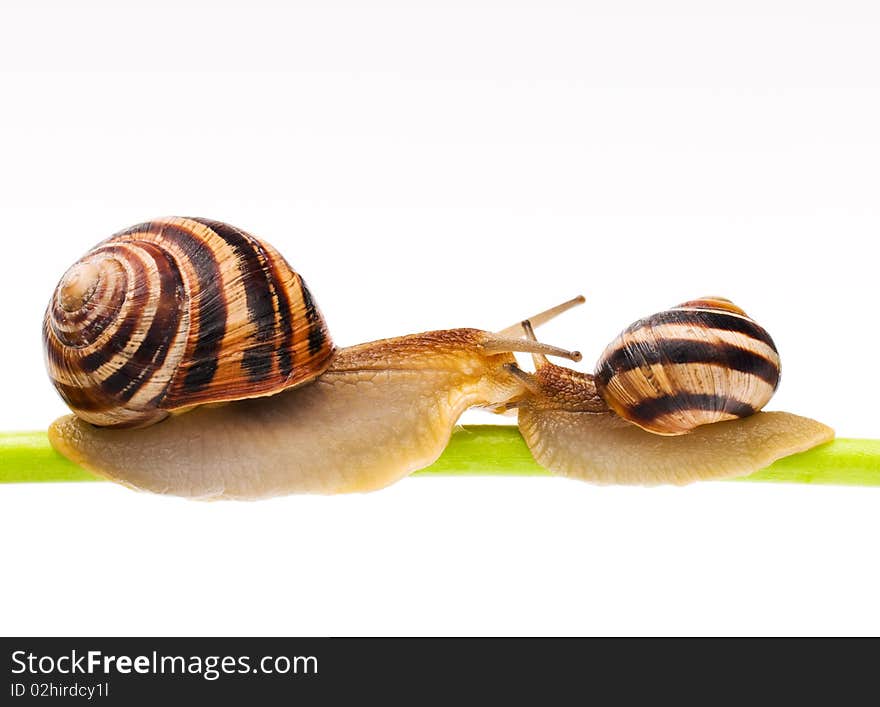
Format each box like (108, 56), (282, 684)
(44, 217), (581, 499)
(506, 298), (834, 485)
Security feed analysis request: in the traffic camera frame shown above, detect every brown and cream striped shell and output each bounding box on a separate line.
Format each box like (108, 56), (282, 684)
(594, 297), (780, 435)
(43, 217), (334, 428)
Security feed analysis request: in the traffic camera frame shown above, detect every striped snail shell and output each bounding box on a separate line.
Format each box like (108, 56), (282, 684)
(43, 217), (334, 428)
(593, 297), (780, 435)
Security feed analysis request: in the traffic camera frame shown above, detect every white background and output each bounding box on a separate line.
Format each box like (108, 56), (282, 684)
(1, 0), (879, 636)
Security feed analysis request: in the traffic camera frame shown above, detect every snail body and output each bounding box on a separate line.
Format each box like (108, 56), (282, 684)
(44, 218), (581, 499)
(49, 330), (536, 498)
(508, 299), (833, 485)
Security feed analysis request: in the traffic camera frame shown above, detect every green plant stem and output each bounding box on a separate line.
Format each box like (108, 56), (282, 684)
(1, 427), (879, 487)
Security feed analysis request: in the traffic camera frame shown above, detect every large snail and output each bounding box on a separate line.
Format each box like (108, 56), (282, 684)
(506, 298), (834, 485)
(44, 217), (582, 499)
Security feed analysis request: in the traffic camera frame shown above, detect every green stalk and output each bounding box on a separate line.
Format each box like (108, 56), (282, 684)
(0, 431), (97, 483)
(2, 427), (880, 487)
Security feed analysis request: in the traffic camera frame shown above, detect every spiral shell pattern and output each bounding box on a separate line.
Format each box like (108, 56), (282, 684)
(594, 297), (780, 435)
(43, 217), (334, 428)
